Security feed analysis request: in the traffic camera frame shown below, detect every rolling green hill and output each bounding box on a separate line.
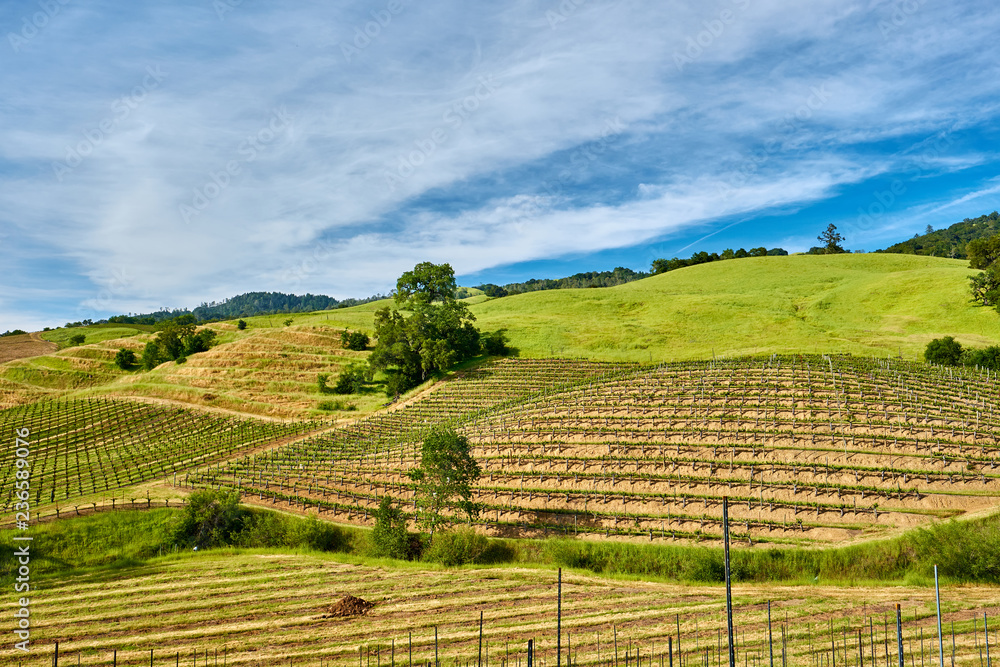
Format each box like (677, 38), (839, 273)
(470, 253), (999, 361)
(3, 253), (997, 415)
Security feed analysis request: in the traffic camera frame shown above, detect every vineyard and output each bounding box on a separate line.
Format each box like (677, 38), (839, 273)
(15, 551), (999, 667)
(0, 398), (318, 517)
(192, 355), (1000, 546)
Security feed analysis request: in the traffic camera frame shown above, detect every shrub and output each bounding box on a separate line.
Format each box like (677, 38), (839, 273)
(69, 333), (86, 346)
(341, 329), (370, 351)
(423, 527), (489, 566)
(114, 348), (137, 370)
(371, 497), (413, 560)
(317, 373), (331, 394)
(924, 336), (963, 366)
(317, 399), (356, 411)
(333, 363), (370, 394)
(961, 345), (1000, 371)
(237, 319), (247, 330)
(141, 342), (163, 370)
(481, 330), (509, 356)
(285, 515), (349, 552)
(172, 489), (246, 549)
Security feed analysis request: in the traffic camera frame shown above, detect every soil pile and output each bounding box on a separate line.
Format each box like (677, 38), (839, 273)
(327, 595), (375, 618)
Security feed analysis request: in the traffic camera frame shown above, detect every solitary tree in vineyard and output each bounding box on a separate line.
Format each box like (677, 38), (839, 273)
(408, 428), (482, 542)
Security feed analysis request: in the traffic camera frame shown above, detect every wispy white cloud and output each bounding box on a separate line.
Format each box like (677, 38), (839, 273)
(1, 0), (1000, 325)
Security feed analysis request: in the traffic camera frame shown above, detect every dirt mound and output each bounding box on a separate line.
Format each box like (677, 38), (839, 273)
(326, 595), (375, 618)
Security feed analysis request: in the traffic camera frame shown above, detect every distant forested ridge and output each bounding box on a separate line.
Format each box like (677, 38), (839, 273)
(102, 291), (386, 325)
(877, 211), (1000, 258)
(477, 267), (649, 298)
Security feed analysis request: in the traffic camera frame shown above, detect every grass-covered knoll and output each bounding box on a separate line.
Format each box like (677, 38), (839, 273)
(470, 253), (999, 361)
(39, 323), (154, 348)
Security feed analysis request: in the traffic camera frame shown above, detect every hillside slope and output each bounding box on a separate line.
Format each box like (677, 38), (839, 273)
(471, 253), (999, 361)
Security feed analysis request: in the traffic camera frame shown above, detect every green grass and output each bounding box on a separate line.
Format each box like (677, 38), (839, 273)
(470, 253), (1000, 361)
(40, 324), (152, 347)
(6, 504), (998, 587)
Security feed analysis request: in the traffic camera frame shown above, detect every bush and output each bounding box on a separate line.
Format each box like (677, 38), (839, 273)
(383, 369), (418, 397)
(237, 319), (247, 330)
(69, 333), (86, 346)
(371, 497), (413, 560)
(172, 489), (246, 549)
(141, 342), (163, 370)
(341, 329), (370, 351)
(924, 336), (963, 366)
(285, 515), (349, 552)
(333, 363), (370, 394)
(317, 373), (331, 394)
(423, 527), (490, 566)
(317, 399), (356, 411)
(480, 330), (509, 356)
(961, 345), (1000, 371)
(114, 348), (137, 370)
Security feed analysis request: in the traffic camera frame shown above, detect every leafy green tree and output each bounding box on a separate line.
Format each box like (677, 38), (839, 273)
(317, 373), (331, 394)
(69, 333), (86, 346)
(967, 236), (1000, 270)
(333, 363), (370, 394)
(341, 329), (370, 350)
(748, 247), (768, 257)
(924, 336), (964, 366)
(818, 224), (846, 254)
(173, 489), (246, 549)
(408, 428), (482, 541)
(141, 341), (162, 370)
(237, 319), (247, 330)
(371, 496), (412, 559)
(480, 329), (510, 356)
(961, 345), (1000, 371)
(370, 263), (481, 396)
(395, 261), (458, 307)
(114, 348), (137, 370)
(969, 268), (1000, 307)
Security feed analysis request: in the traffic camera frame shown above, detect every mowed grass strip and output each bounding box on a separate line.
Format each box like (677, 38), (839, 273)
(23, 552), (1000, 667)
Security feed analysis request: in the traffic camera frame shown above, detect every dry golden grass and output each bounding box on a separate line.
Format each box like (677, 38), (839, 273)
(28, 552), (1000, 667)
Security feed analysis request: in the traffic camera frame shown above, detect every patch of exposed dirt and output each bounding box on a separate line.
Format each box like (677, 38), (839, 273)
(323, 595), (375, 618)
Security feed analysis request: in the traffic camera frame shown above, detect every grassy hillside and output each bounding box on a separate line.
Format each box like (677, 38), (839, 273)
(3, 253), (996, 416)
(471, 253), (999, 361)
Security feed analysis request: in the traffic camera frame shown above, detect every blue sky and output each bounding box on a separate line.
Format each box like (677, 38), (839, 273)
(2, 0), (1000, 330)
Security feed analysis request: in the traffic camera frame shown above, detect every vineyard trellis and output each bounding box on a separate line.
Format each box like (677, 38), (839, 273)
(193, 355), (1000, 546)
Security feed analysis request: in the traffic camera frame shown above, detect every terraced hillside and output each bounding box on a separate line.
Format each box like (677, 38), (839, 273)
(0, 324), (379, 417)
(0, 398), (317, 518)
(195, 355), (1000, 546)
